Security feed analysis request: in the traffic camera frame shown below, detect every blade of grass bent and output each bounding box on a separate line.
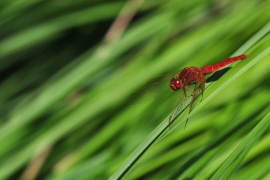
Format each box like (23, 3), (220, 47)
(162, 41), (270, 138)
(109, 46), (270, 180)
(210, 110), (270, 180)
(109, 49), (241, 179)
(110, 24), (270, 180)
(108, 99), (191, 180)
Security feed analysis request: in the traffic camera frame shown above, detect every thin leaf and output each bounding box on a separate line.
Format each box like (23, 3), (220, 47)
(210, 110), (270, 180)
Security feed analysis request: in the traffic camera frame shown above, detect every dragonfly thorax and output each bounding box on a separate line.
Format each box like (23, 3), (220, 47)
(169, 78), (183, 91)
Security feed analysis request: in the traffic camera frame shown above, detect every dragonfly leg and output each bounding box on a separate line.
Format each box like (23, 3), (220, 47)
(192, 77), (204, 102)
(189, 91), (196, 113)
(198, 75), (206, 102)
(185, 79), (204, 128)
(199, 86), (204, 102)
(185, 91), (196, 129)
(194, 82), (204, 102)
(183, 86), (197, 129)
(185, 86), (196, 113)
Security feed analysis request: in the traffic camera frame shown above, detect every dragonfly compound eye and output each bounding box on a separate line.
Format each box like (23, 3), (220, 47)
(169, 78), (183, 91)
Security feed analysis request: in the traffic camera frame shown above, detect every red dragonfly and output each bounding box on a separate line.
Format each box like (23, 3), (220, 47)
(130, 54), (249, 127)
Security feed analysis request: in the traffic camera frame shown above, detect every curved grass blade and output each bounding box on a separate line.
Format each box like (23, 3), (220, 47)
(167, 91), (269, 180)
(161, 32), (270, 139)
(109, 22), (270, 180)
(109, 51), (248, 179)
(210, 110), (270, 180)
(109, 96), (191, 180)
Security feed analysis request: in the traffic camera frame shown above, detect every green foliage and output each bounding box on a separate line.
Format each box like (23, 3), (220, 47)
(0, 0), (269, 179)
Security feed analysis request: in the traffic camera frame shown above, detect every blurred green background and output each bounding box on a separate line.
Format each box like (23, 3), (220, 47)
(0, 0), (270, 180)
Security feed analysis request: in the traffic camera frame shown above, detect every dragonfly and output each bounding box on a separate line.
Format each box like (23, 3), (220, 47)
(130, 54), (249, 128)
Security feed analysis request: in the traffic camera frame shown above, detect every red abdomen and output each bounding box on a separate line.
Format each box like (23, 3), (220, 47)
(201, 54), (249, 74)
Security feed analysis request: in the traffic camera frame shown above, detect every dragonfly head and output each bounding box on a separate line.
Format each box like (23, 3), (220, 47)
(169, 78), (183, 91)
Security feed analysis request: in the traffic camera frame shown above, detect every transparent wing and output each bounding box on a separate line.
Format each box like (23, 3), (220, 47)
(146, 71), (180, 87)
(129, 71), (180, 104)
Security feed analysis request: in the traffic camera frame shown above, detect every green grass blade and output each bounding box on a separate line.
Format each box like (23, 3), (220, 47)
(108, 114), (173, 180)
(164, 32), (270, 136)
(210, 110), (270, 180)
(109, 20), (270, 179)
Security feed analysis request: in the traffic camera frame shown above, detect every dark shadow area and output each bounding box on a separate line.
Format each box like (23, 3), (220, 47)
(206, 67), (231, 83)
